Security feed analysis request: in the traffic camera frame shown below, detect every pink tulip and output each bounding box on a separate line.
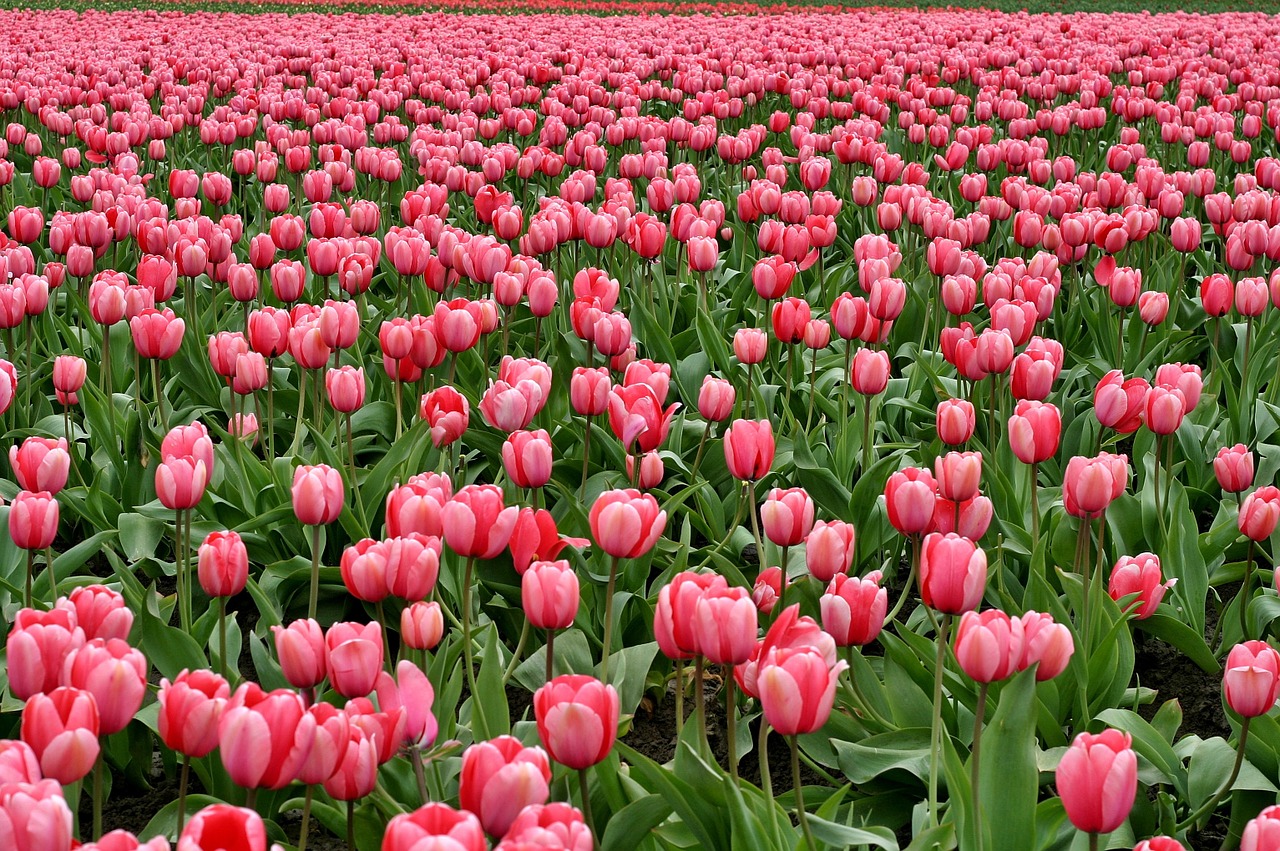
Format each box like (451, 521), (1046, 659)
(1056, 729), (1137, 835)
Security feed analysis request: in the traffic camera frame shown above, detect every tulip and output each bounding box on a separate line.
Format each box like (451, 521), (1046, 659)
(61, 637), (147, 735)
(734, 328), (767, 364)
(498, 803), (593, 851)
(53, 355), (86, 407)
(0, 779), (73, 851)
(325, 622), (383, 699)
(1243, 806), (1280, 851)
(885, 467), (938, 537)
(419, 386), (470, 448)
(1240, 486), (1280, 541)
(607, 383), (679, 455)
(805, 520), (856, 582)
(375, 661), (437, 751)
(1108, 554), (1173, 620)
(384, 473), (452, 539)
(6, 608), (84, 700)
(820, 571), (886, 647)
(523, 560), (579, 633)
(935, 452), (982, 503)
(292, 463), (344, 619)
(1057, 729), (1137, 837)
(589, 488), (666, 679)
(1224, 641), (1280, 717)
(0, 741), (39, 786)
(271, 619), (327, 690)
(20, 686), (99, 784)
(534, 675), (619, 771)
(919, 533), (987, 615)
(1214, 445), (1255, 493)
(1018, 612), (1075, 681)
(509, 508), (588, 576)
(936, 399), (975, 446)
(157, 669), (230, 759)
(383, 804), (486, 851)
(953, 610), (1024, 684)
(459, 736), (552, 837)
(217, 683), (315, 791)
(723, 419), (775, 481)
(1063, 454), (1129, 519)
(322, 726), (378, 802)
(9, 437), (69, 495)
(55, 585), (130, 643)
(1093, 371), (1147, 434)
(503, 429), (553, 490)
(197, 530), (248, 599)
(401, 602), (444, 651)
(178, 805), (272, 851)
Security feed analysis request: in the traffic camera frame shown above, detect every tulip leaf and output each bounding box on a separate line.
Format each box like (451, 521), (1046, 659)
(807, 816), (899, 850)
(1134, 613), (1220, 674)
(473, 623), (510, 739)
(1095, 708), (1188, 797)
(833, 730), (931, 785)
(1188, 736), (1278, 812)
(979, 668), (1038, 851)
(138, 585), (211, 680)
(601, 795), (672, 851)
(119, 511), (167, 562)
(138, 794), (224, 841)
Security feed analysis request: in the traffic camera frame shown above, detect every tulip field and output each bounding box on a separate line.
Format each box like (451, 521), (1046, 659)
(11, 5), (1280, 851)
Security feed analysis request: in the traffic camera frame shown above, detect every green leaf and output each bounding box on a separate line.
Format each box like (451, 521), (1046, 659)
(472, 623), (510, 739)
(601, 795), (672, 851)
(980, 669), (1039, 851)
(138, 794), (222, 841)
(138, 588), (210, 680)
(1135, 613), (1220, 674)
(1188, 737), (1278, 811)
(806, 817), (899, 850)
(833, 730), (931, 785)
(1095, 707), (1187, 796)
(118, 512), (167, 562)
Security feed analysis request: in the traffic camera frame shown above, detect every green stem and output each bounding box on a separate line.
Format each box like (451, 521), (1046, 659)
(791, 735), (816, 851)
(580, 414), (592, 498)
(1241, 539), (1256, 639)
(410, 748), (428, 806)
(92, 752), (103, 840)
(502, 619), (530, 682)
(308, 524), (322, 621)
(674, 659), (685, 737)
(24, 549), (32, 611)
(885, 537), (920, 623)
(1177, 717), (1251, 831)
(462, 556), (478, 707)
(600, 556), (619, 682)
(219, 597), (228, 682)
(695, 656), (707, 753)
(545, 629), (555, 683)
(578, 768), (597, 848)
(176, 756), (190, 840)
(346, 799), (354, 851)
(759, 720), (780, 837)
(725, 668), (738, 781)
(928, 613), (951, 828)
(298, 785), (313, 851)
(971, 682), (989, 851)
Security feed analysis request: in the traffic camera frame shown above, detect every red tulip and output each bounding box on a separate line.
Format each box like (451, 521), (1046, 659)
(178, 805), (271, 851)
(157, 669), (230, 759)
(503, 429), (553, 489)
(1243, 806), (1280, 851)
(419, 386), (470, 448)
(723, 419), (774, 481)
(325, 366), (366, 413)
(885, 467), (938, 536)
(1007, 400), (1062, 465)
(820, 571), (887, 647)
(850, 348), (890, 395)
(606, 383), (678, 454)
(498, 803), (593, 851)
(56, 585), (131, 642)
(459, 735), (552, 837)
(919, 532), (987, 614)
(20, 686), (99, 784)
(442, 484), (519, 560)
(533, 675), (619, 770)
(1224, 640), (1280, 717)
(588, 489), (666, 559)
(217, 683), (315, 790)
(383, 804), (486, 851)
(1056, 729), (1137, 835)
(1093, 371), (1148, 434)
(198, 530), (248, 598)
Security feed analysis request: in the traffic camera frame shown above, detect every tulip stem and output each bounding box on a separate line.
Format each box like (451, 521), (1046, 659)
(673, 659), (684, 737)
(1178, 717), (1250, 831)
(297, 785), (313, 851)
(759, 720), (780, 836)
(152, 358), (168, 431)
(790, 735), (816, 851)
(970, 682), (989, 851)
(289, 368), (307, 457)
(690, 423), (711, 484)
(308, 524), (322, 621)
(176, 755), (190, 840)
(600, 556), (619, 683)
(92, 752), (103, 840)
(927, 613), (951, 829)
(747, 481), (766, 575)
(1029, 464), (1040, 552)
(1088, 833), (1099, 851)
(346, 799), (355, 851)
(694, 656), (708, 753)
(1241, 539), (1256, 639)
(578, 768), (597, 848)
(219, 597), (229, 681)
(725, 668), (738, 781)
(579, 414), (593, 498)
(24, 549), (32, 610)
(545, 629), (556, 683)
(411, 748), (428, 806)
(885, 537), (920, 623)
(462, 556), (478, 710)
(503, 618), (530, 682)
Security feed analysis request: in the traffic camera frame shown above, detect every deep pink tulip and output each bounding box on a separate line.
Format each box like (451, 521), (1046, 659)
(459, 735), (552, 837)
(533, 675), (619, 770)
(1224, 641), (1280, 718)
(1056, 729), (1137, 835)
(291, 464), (344, 525)
(588, 489), (666, 559)
(217, 683), (315, 790)
(20, 686), (99, 784)
(157, 669), (230, 759)
(325, 622), (383, 699)
(9, 437), (70, 495)
(271, 619), (327, 689)
(919, 532), (987, 614)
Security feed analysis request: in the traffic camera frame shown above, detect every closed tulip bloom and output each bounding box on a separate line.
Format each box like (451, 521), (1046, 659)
(383, 804), (486, 851)
(20, 686), (99, 784)
(9, 437), (70, 494)
(442, 484), (519, 560)
(936, 399), (975, 446)
(81, 830), (171, 851)
(503, 430), (553, 489)
(1214, 445), (1255, 493)
(53, 356), (86, 405)
(6, 608), (84, 699)
(294, 702), (349, 786)
(1132, 838), (1185, 851)
(157, 669), (230, 759)
(1063, 454), (1129, 519)
(498, 802), (593, 851)
(757, 646), (848, 736)
(1108, 554), (1174, 619)
(401, 602), (444, 651)
(820, 572), (887, 647)
(130, 308), (185, 359)
(178, 805), (270, 851)
(217, 683), (315, 790)
(697, 376), (735, 422)
(1201, 273), (1234, 317)
(271, 619), (327, 689)
(589, 489), (667, 559)
(325, 622), (383, 698)
(60, 638), (147, 734)
(691, 584), (758, 665)
(1056, 729), (1137, 835)
(523, 560), (579, 631)
(1138, 291), (1169, 326)
(419, 386), (470, 448)
(1143, 386), (1186, 436)
(459, 735), (552, 837)
(533, 675), (619, 770)
(919, 533), (988, 614)
(953, 610), (1024, 683)
(1224, 641), (1280, 717)
(805, 520), (856, 582)
(1093, 371), (1148, 434)
(1018, 612), (1075, 681)
(57, 585), (131, 643)
(935, 451), (982, 503)
(723, 419), (775, 481)
(733, 328), (768, 364)
(885, 467), (938, 536)
(850, 348), (890, 395)
(9, 490), (59, 550)
(760, 487), (815, 547)
(1243, 806), (1280, 851)
(1007, 401), (1062, 465)
(325, 366), (366, 414)
(198, 530), (248, 598)
(384, 473), (452, 539)
(1240, 486), (1280, 541)
(292, 464), (344, 525)
(570, 367), (611, 417)
(155, 457), (208, 511)
(322, 725), (379, 802)
(509, 508), (589, 576)
(0, 779), (73, 851)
